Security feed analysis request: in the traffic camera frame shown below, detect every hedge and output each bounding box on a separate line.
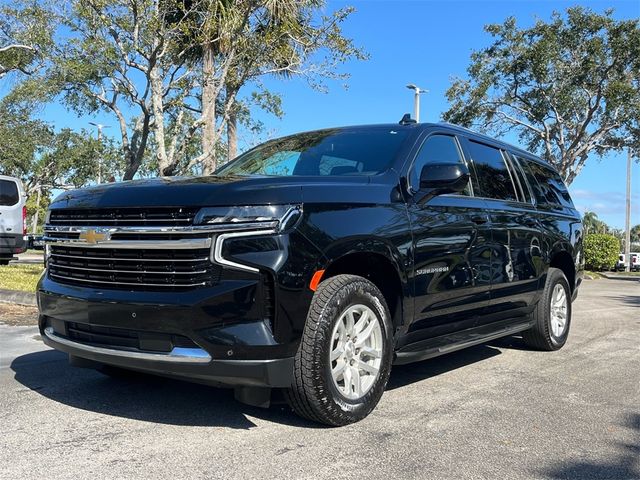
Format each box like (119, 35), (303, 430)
(583, 234), (620, 271)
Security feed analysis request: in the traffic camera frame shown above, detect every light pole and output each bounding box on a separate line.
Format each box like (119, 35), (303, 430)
(89, 122), (110, 183)
(406, 84), (428, 123)
(624, 148), (632, 272)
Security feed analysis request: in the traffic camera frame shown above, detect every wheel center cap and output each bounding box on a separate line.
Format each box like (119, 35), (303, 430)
(345, 341), (355, 359)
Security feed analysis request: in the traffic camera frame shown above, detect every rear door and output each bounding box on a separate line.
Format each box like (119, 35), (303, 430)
(403, 131), (493, 346)
(0, 177), (23, 236)
(460, 139), (543, 325)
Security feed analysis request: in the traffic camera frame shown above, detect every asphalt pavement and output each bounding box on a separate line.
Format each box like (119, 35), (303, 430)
(1, 279), (638, 480)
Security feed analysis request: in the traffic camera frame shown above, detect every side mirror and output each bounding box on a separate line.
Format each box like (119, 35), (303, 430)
(419, 163), (470, 195)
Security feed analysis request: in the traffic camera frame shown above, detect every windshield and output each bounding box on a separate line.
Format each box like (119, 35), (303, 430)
(216, 128), (410, 177)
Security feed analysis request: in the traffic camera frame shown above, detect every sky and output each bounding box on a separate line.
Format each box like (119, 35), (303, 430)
(5, 0), (640, 228)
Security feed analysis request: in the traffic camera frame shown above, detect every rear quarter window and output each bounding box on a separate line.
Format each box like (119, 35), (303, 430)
(518, 158), (574, 209)
(0, 179), (19, 206)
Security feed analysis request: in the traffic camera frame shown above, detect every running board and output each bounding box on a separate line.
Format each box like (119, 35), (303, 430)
(393, 322), (533, 365)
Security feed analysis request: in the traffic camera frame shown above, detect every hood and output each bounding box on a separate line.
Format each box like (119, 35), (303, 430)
(48, 174), (395, 210)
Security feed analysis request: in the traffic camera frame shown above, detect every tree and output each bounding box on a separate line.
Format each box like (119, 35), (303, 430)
(443, 7), (640, 184)
(0, 103), (113, 226)
(0, 3), (51, 80)
(7, 0), (364, 179)
(582, 211), (609, 235)
(173, 0), (366, 174)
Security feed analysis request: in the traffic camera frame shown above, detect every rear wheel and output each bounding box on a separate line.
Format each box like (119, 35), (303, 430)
(522, 267), (571, 351)
(285, 274), (393, 426)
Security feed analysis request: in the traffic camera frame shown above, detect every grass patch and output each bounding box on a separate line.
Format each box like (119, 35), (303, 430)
(0, 264), (44, 292)
(584, 270), (605, 279)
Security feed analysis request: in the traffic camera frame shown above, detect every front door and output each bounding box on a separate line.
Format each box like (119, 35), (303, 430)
(402, 132), (493, 347)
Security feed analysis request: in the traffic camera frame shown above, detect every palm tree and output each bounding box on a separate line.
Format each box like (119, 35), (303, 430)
(582, 211), (606, 235)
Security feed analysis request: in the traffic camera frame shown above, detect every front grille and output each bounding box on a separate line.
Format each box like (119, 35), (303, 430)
(48, 207), (198, 227)
(64, 322), (198, 352)
(48, 245), (222, 290)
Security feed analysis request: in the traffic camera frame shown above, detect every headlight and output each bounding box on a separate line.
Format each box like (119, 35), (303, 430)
(194, 205), (302, 232)
(194, 205), (302, 273)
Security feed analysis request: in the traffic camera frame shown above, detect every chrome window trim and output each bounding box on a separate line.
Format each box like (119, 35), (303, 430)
(212, 229), (277, 273)
(44, 327), (211, 363)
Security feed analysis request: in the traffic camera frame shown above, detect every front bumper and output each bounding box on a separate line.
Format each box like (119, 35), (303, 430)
(37, 273), (297, 388)
(41, 324), (293, 387)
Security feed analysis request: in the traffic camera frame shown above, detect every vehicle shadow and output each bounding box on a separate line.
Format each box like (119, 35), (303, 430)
(612, 294), (640, 307)
(9, 349), (318, 430)
(536, 412), (640, 479)
(387, 343), (503, 390)
(11, 337), (527, 427)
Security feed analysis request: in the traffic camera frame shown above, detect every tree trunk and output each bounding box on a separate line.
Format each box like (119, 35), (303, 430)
(201, 43), (217, 175)
(150, 64), (170, 176)
(227, 109), (238, 162)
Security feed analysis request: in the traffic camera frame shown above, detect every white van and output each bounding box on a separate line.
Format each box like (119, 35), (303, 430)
(0, 175), (27, 265)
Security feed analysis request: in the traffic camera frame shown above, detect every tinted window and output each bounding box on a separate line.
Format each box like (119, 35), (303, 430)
(506, 154), (532, 203)
(522, 159), (574, 208)
(217, 128), (410, 177)
(410, 134), (466, 192)
(467, 141), (517, 201)
(0, 179), (19, 206)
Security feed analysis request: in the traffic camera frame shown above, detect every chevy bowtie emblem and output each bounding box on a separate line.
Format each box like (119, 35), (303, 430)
(79, 228), (110, 244)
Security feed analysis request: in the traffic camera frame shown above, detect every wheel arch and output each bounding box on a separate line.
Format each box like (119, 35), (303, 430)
(549, 250), (576, 294)
(321, 249), (407, 329)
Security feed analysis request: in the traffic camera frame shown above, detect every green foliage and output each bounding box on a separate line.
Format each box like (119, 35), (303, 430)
(0, 102), (119, 228)
(443, 7), (640, 184)
(582, 211), (609, 235)
(3, 0), (366, 178)
(584, 234), (620, 271)
(0, 2), (53, 79)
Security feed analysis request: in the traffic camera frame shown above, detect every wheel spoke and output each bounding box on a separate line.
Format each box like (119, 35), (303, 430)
(343, 364), (353, 394)
(353, 310), (369, 335)
(359, 346), (381, 359)
(332, 361), (346, 379)
(354, 321), (376, 347)
(330, 344), (344, 361)
(351, 366), (361, 396)
(345, 310), (355, 333)
(355, 359), (379, 375)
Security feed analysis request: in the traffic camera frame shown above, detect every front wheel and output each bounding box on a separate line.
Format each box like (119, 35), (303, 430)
(522, 267), (572, 351)
(285, 274), (393, 426)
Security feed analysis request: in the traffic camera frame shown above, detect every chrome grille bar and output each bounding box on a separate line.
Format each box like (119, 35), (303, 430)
(50, 252), (209, 263)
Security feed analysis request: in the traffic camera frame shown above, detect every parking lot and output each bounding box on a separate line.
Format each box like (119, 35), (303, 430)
(1, 278), (638, 480)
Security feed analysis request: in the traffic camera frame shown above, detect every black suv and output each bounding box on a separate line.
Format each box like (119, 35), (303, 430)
(39, 122), (583, 425)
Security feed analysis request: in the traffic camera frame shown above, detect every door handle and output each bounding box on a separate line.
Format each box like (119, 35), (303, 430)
(471, 215), (489, 225)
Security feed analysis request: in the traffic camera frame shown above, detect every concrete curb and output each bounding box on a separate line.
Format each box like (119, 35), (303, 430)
(600, 272), (640, 282)
(0, 289), (37, 306)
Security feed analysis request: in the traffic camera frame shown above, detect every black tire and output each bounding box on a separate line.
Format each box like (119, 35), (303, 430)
(285, 274), (393, 426)
(522, 267), (572, 351)
(0, 259), (10, 266)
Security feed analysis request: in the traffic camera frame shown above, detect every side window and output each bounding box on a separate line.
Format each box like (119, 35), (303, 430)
(410, 134), (467, 193)
(467, 141), (518, 201)
(0, 180), (19, 206)
(522, 160), (574, 208)
(506, 154), (532, 204)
